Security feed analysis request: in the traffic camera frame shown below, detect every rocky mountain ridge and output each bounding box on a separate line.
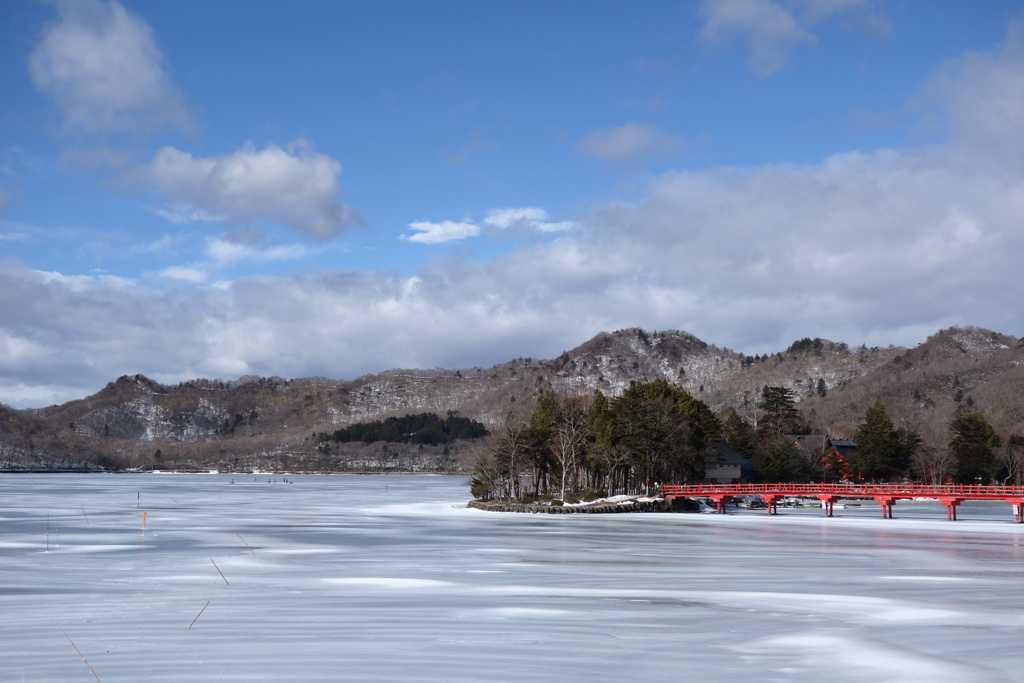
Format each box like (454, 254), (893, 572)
(1, 326), (1021, 471)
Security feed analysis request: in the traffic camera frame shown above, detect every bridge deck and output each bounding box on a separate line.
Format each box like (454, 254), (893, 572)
(661, 483), (1024, 521)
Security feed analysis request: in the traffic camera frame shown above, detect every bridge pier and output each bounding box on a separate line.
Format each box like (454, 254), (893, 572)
(938, 497), (963, 520)
(818, 495), (840, 517)
(762, 494), (783, 515)
(708, 495), (733, 513)
(875, 497), (896, 519)
(1008, 499), (1024, 523)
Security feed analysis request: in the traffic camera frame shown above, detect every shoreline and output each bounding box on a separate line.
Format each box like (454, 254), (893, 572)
(468, 497), (668, 514)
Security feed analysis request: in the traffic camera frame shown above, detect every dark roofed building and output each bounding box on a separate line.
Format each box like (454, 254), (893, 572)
(704, 439), (753, 484)
(830, 438), (856, 460)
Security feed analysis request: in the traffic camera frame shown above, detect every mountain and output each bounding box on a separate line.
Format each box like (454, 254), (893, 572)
(1, 326), (1021, 472)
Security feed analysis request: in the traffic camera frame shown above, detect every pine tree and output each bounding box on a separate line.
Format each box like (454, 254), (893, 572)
(757, 386), (801, 443)
(609, 379), (720, 486)
(723, 413), (758, 460)
(752, 438), (807, 483)
(852, 401), (918, 481)
(949, 409), (1000, 484)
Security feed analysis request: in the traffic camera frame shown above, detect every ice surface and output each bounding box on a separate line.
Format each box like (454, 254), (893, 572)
(2, 474), (1023, 681)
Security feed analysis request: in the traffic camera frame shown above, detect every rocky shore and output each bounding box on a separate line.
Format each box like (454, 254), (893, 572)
(468, 498), (669, 514)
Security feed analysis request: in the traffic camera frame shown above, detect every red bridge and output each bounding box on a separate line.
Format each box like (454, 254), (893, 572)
(661, 483), (1024, 522)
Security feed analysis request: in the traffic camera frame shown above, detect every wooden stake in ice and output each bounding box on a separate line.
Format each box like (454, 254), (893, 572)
(81, 505), (90, 524)
(59, 627), (102, 682)
(142, 507), (147, 536)
(236, 532), (256, 556)
(211, 558), (229, 585)
(188, 601), (211, 630)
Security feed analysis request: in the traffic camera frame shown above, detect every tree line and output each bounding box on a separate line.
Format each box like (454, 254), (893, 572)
(472, 380), (1024, 502)
(719, 386), (1020, 486)
(733, 388), (1018, 486)
(317, 411), (488, 447)
(471, 379), (721, 501)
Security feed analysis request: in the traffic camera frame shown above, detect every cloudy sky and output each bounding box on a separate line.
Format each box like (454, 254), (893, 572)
(2, 0), (1023, 408)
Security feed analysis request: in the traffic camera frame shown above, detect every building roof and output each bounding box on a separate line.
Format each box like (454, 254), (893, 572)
(708, 439), (754, 478)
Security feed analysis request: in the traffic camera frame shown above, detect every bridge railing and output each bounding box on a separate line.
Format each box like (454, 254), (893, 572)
(661, 483), (1024, 498)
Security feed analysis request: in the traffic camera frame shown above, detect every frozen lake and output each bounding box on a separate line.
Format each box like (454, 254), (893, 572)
(2, 474), (1023, 682)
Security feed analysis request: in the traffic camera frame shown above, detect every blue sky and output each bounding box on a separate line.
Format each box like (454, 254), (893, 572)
(2, 0), (1024, 407)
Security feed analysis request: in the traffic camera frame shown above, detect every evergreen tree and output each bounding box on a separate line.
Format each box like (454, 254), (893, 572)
(609, 379), (720, 485)
(587, 391), (612, 447)
(852, 401), (918, 481)
(723, 413), (758, 460)
(752, 438), (807, 483)
(949, 410), (1000, 484)
(757, 386), (802, 443)
(527, 392), (560, 494)
(586, 391), (631, 496)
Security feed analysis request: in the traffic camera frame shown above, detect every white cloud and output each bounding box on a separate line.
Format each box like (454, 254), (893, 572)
(144, 236), (321, 288)
(35, 268), (137, 292)
(402, 208), (575, 244)
(577, 123), (682, 162)
(698, 0), (814, 76)
(697, 0), (889, 76)
(0, 225), (30, 244)
(483, 208), (575, 233)
(483, 207), (548, 228)
(920, 16), (1024, 168)
(147, 140), (357, 239)
(29, 0), (194, 134)
(151, 203), (225, 224)
(158, 266), (206, 283)
(402, 220), (479, 244)
(126, 234), (176, 257)
(205, 237), (319, 264)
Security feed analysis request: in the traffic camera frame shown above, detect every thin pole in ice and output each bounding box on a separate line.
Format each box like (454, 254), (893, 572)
(236, 532), (256, 556)
(59, 627), (102, 682)
(211, 558), (230, 585)
(188, 601), (211, 630)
